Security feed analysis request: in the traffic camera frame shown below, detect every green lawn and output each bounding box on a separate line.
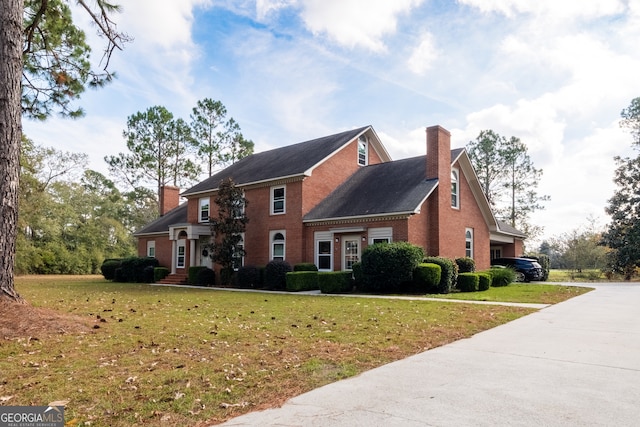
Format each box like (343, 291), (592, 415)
(426, 282), (592, 304)
(0, 275), (588, 426)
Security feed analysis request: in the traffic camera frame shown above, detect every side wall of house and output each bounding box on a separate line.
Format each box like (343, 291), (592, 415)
(246, 180), (306, 267)
(137, 235), (173, 270)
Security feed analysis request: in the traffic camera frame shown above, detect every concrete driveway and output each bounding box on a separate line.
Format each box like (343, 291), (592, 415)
(217, 283), (640, 426)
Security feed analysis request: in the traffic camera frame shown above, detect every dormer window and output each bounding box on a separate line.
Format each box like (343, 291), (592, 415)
(358, 135), (368, 166)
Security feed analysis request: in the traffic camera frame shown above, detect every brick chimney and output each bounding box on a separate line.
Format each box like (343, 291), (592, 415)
(159, 185), (180, 216)
(426, 125), (451, 256)
(426, 125), (451, 181)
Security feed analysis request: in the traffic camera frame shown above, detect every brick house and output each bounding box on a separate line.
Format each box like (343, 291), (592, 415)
(134, 125), (525, 283)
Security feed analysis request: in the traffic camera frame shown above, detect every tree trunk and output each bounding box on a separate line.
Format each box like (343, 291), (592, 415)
(0, 0), (26, 303)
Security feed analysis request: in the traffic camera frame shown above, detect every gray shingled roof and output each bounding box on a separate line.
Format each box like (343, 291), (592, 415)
(496, 220), (527, 238)
(304, 156), (438, 221)
(182, 126), (371, 196)
(134, 203), (188, 236)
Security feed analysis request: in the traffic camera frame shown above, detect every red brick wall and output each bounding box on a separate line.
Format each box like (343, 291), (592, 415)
(137, 235), (173, 270)
(237, 181), (306, 267)
(422, 126), (492, 269)
(301, 135), (384, 215)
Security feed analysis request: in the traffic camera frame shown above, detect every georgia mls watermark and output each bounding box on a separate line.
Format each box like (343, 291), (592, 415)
(0, 406), (64, 427)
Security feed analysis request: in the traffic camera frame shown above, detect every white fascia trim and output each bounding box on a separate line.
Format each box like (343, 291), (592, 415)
(133, 231), (168, 237)
(303, 211), (414, 224)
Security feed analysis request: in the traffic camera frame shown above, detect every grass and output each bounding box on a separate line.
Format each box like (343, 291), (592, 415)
(547, 269), (607, 282)
(426, 283), (593, 304)
(0, 275), (586, 426)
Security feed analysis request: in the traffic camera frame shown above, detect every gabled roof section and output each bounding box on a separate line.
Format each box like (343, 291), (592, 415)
(304, 156), (437, 222)
(182, 126), (390, 197)
(134, 203), (188, 236)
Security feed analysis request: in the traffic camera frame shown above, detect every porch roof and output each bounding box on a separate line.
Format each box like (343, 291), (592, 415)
(133, 203), (188, 236)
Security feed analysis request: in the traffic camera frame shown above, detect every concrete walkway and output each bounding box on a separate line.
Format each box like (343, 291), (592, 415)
(217, 283), (640, 426)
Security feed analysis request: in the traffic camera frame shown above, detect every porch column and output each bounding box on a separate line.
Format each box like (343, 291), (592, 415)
(171, 240), (177, 274)
(190, 239), (196, 268)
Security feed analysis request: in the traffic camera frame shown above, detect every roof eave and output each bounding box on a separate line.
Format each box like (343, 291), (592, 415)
(303, 211), (415, 224)
(181, 173), (307, 197)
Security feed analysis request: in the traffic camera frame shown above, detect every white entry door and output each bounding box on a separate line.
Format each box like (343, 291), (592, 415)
(342, 235), (360, 271)
(199, 237), (212, 268)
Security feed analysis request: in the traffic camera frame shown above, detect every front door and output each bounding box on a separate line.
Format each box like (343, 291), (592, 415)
(342, 235), (360, 271)
(199, 237), (212, 268)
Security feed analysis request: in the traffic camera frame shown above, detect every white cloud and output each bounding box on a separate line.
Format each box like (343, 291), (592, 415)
(298, 0), (424, 52)
(407, 33), (439, 75)
(256, 0), (296, 20)
(459, 0), (625, 20)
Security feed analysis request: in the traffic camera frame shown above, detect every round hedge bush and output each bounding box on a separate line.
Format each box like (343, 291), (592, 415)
(457, 272), (479, 292)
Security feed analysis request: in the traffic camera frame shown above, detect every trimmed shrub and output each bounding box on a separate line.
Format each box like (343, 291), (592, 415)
(352, 262), (364, 289)
(220, 267), (235, 286)
(188, 266), (208, 285)
(264, 260), (292, 290)
(142, 265), (156, 283)
(286, 271), (319, 292)
(423, 256), (458, 294)
(154, 267), (169, 282)
(293, 263), (318, 272)
(477, 272), (492, 291)
(488, 267), (515, 287)
(455, 257), (476, 273)
(115, 256), (159, 282)
(360, 242), (424, 292)
(457, 272), (480, 292)
(237, 265), (262, 289)
(100, 259), (121, 280)
(319, 271), (353, 294)
(114, 267), (125, 283)
(196, 267), (216, 287)
(413, 263), (442, 293)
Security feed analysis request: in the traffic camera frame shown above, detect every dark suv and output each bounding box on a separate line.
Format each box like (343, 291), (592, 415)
(491, 257), (543, 282)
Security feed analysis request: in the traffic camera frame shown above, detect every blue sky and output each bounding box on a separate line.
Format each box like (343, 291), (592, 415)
(23, 0), (640, 246)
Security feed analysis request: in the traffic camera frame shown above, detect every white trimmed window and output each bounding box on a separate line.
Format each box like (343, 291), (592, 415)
(271, 186), (285, 215)
(147, 241), (156, 258)
(451, 168), (459, 209)
(315, 231), (333, 271)
(358, 135), (368, 166)
(465, 228), (474, 258)
(369, 227), (392, 245)
(270, 230), (286, 261)
(199, 197), (210, 222)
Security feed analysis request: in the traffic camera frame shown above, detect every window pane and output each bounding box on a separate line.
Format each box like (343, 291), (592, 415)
(273, 243), (284, 257)
(372, 238), (389, 244)
(318, 255), (331, 270)
(318, 241), (331, 254)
